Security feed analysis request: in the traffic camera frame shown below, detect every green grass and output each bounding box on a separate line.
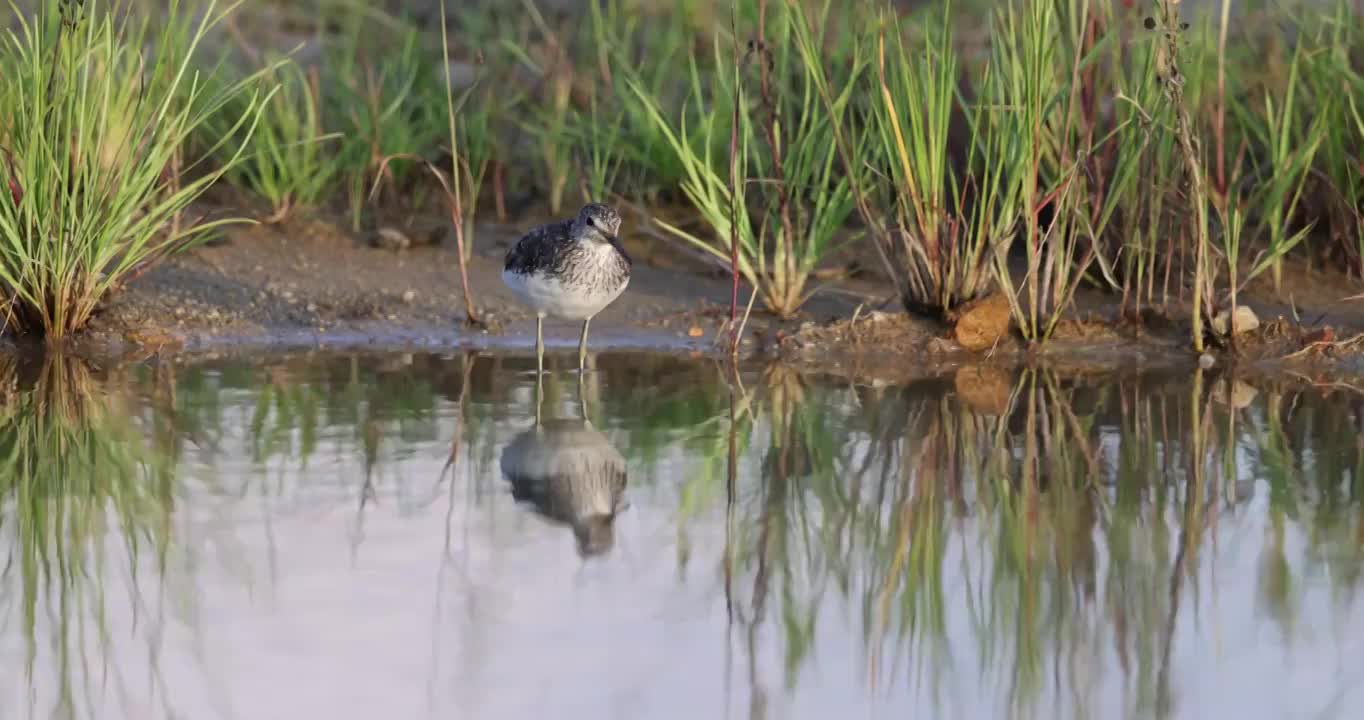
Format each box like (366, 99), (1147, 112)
(0, 0), (269, 338)
(634, 0), (863, 318)
(326, 22), (448, 229)
(4, 0), (1364, 344)
(208, 56), (343, 220)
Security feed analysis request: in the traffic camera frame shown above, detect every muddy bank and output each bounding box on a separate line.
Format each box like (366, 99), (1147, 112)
(41, 202), (1364, 382)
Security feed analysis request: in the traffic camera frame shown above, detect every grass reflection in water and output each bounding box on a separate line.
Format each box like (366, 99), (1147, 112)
(0, 352), (1359, 719)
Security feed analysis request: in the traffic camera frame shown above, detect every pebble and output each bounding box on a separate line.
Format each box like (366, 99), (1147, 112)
(402, 290), (417, 304)
(1210, 305), (1260, 337)
(306, 303), (318, 312)
(374, 227), (412, 250)
(1198, 353), (1215, 369)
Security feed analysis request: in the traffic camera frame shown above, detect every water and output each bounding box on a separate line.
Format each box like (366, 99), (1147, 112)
(0, 351), (1361, 720)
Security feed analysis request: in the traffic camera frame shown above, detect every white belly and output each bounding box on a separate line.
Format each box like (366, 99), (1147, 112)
(502, 269), (629, 320)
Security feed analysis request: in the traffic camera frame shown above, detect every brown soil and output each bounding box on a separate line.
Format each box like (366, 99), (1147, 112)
(71, 201), (878, 359)
(46, 200), (1364, 383)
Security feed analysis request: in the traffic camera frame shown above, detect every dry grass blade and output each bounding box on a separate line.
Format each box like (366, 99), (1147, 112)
(371, 154), (482, 326)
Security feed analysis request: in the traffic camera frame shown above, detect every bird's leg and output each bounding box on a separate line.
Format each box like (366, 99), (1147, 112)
(535, 362), (544, 426)
(577, 366), (589, 423)
(578, 317), (592, 371)
(536, 314), (545, 376)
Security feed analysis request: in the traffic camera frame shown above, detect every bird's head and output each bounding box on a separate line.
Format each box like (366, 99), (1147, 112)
(573, 514), (618, 557)
(571, 202), (622, 245)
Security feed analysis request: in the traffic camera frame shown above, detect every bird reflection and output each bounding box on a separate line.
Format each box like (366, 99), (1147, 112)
(500, 374), (627, 557)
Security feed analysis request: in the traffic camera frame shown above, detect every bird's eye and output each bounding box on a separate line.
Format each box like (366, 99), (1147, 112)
(587, 218), (598, 229)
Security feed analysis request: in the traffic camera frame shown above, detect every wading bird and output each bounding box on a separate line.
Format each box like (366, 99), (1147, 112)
(501, 203), (630, 374)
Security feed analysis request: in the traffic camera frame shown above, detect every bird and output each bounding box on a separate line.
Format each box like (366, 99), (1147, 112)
(500, 417), (628, 557)
(502, 203), (631, 375)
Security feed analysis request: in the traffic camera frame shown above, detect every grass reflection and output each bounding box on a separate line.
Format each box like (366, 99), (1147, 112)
(0, 354), (172, 720)
(0, 351), (1359, 719)
(712, 364), (1364, 719)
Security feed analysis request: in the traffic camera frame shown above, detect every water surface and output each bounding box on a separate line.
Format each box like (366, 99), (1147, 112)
(0, 351), (1361, 719)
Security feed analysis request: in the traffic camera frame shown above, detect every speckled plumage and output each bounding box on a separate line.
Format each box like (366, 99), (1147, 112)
(502, 203), (631, 318)
(502, 203), (631, 371)
(501, 418), (628, 556)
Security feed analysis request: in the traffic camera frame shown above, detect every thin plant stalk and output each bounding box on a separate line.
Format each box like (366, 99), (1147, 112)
(440, 0), (479, 325)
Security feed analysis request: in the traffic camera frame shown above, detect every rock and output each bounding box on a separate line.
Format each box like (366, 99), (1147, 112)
(402, 290), (417, 304)
(372, 227), (412, 250)
(1210, 305), (1259, 337)
(954, 293), (1012, 351)
(445, 61), (479, 90)
(1198, 353), (1216, 369)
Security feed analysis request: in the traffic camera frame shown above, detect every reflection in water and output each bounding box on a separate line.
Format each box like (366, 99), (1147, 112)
(501, 415), (628, 557)
(0, 351), (1361, 719)
(500, 368), (628, 556)
(0, 354), (173, 720)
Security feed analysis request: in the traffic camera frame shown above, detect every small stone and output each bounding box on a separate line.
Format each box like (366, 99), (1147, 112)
(1210, 305), (1259, 337)
(1198, 353), (1216, 369)
(373, 227), (412, 250)
(402, 290), (417, 304)
(954, 293), (1012, 352)
(306, 303), (318, 312)
(445, 61), (479, 90)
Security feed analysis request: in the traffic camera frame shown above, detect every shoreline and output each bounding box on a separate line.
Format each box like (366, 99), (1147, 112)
(11, 206), (1355, 386)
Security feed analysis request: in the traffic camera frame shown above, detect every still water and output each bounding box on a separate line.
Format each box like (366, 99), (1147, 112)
(0, 351), (1361, 720)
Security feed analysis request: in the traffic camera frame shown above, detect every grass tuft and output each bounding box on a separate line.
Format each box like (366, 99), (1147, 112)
(0, 0), (270, 338)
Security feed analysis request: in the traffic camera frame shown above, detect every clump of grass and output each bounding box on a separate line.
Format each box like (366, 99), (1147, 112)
(0, 0), (270, 339)
(580, 0), (704, 201)
(985, 0), (1102, 342)
(208, 57), (343, 221)
(1232, 30), (1324, 295)
(1129, 0), (1213, 350)
(635, 0), (864, 319)
(327, 20), (447, 229)
(452, 81), (497, 260)
(860, 1), (1021, 319)
(1086, 1), (1186, 316)
(570, 91), (628, 203)
(1297, 0), (1364, 276)
(502, 0), (576, 215)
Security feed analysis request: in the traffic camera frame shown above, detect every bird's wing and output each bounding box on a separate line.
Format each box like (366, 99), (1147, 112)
(504, 221), (570, 274)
